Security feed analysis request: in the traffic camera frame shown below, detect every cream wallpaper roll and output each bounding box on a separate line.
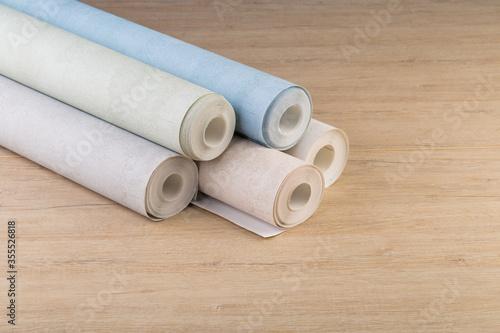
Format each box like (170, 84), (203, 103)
(0, 75), (198, 220)
(196, 137), (325, 235)
(285, 119), (349, 187)
(0, 5), (235, 161)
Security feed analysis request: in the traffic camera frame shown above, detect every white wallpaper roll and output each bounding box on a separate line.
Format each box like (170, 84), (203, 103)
(285, 119), (349, 187)
(0, 75), (198, 220)
(195, 137), (324, 235)
(0, 5), (235, 161)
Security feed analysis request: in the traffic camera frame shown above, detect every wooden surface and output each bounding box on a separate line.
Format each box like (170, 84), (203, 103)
(1, 0), (499, 332)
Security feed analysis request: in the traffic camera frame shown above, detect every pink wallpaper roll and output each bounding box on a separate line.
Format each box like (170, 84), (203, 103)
(195, 137), (325, 236)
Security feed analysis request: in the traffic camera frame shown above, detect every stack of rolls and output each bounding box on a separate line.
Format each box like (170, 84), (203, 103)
(0, 2), (349, 237)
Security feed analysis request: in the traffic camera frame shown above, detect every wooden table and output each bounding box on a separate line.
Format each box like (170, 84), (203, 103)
(1, 0), (499, 331)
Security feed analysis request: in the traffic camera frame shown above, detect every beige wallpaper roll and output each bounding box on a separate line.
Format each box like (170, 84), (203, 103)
(0, 75), (198, 220)
(197, 137), (325, 230)
(285, 119), (349, 187)
(0, 5), (235, 161)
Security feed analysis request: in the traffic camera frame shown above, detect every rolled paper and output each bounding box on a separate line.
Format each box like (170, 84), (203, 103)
(0, 5), (235, 161)
(196, 137), (324, 235)
(285, 119), (349, 187)
(0, 75), (198, 220)
(0, 0), (313, 150)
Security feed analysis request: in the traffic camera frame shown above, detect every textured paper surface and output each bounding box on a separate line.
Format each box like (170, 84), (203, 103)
(0, 0), (312, 150)
(285, 119), (349, 187)
(196, 137), (324, 235)
(0, 76), (198, 220)
(0, 5), (235, 161)
(198, 121), (348, 236)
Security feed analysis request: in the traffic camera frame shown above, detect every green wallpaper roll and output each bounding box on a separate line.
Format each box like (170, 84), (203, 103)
(0, 5), (235, 161)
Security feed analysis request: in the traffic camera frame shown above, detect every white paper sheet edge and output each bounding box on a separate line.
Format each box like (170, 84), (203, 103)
(192, 193), (285, 238)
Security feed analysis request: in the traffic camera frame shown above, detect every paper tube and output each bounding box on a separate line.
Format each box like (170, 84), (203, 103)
(0, 0), (312, 150)
(0, 75), (198, 220)
(195, 137), (324, 236)
(0, 5), (235, 161)
(285, 119), (349, 187)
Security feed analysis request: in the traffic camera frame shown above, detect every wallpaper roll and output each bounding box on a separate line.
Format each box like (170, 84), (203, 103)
(0, 0), (313, 150)
(0, 5), (235, 161)
(0, 75), (198, 220)
(196, 137), (324, 234)
(285, 119), (349, 187)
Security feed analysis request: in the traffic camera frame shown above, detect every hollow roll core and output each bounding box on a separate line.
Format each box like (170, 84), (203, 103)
(279, 105), (303, 135)
(146, 156), (198, 219)
(162, 173), (183, 201)
(289, 183), (312, 211)
(263, 87), (312, 150)
(313, 145), (335, 173)
(204, 117), (227, 148)
(275, 164), (324, 228)
(180, 93), (236, 161)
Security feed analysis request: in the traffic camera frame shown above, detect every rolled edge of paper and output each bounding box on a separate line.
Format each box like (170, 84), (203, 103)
(180, 93), (236, 161)
(262, 86), (313, 150)
(285, 119), (349, 187)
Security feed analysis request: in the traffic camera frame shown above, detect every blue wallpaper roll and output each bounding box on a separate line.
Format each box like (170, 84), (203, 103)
(2, 0), (313, 150)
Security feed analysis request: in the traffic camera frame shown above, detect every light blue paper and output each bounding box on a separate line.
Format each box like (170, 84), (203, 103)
(2, 0), (312, 149)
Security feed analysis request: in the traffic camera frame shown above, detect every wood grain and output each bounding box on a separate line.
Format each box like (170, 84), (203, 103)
(1, 0), (499, 332)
